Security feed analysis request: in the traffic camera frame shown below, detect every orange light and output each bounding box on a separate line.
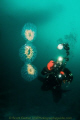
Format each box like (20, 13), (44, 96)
(60, 71), (65, 75)
(47, 60), (54, 70)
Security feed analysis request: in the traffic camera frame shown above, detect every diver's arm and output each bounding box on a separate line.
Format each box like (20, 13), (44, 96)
(63, 68), (73, 83)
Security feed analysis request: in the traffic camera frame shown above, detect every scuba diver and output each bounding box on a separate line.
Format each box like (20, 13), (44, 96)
(41, 43), (73, 91)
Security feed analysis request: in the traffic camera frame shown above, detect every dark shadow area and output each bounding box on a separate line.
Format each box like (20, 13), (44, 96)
(38, 76), (71, 103)
(66, 97), (80, 119)
(52, 87), (71, 103)
(0, 3), (63, 26)
(77, 115), (80, 120)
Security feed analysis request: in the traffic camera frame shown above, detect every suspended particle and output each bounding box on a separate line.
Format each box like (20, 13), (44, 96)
(21, 23), (37, 42)
(21, 63), (38, 81)
(19, 43), (37, 62)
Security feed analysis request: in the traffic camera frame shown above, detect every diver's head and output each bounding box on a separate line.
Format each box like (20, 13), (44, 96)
(56, 56), (63, 66)
(58, 56), (63, 62)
